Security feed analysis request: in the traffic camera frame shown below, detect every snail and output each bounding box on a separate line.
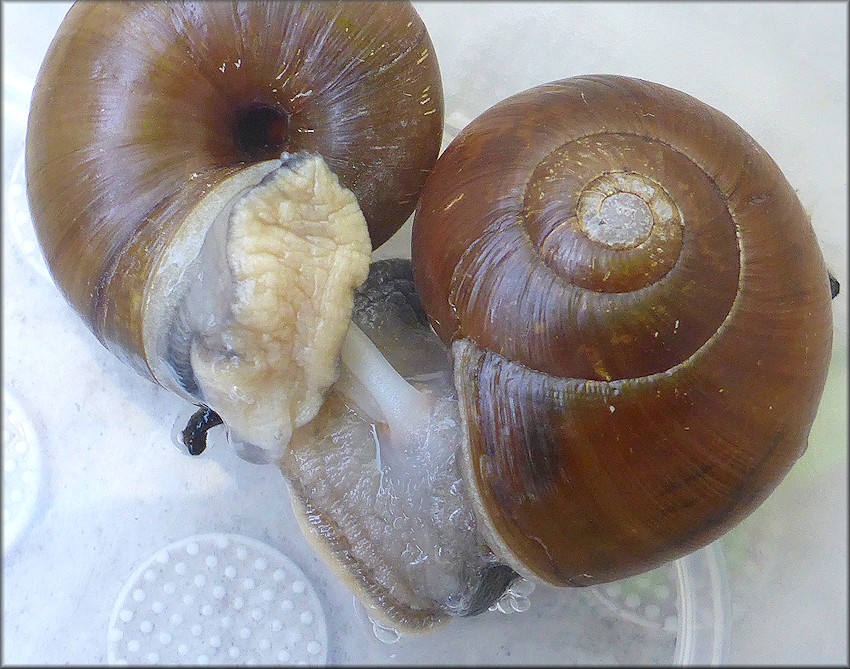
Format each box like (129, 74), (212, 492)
(26, 0), (443, 460)
(409, 74), (836, 591)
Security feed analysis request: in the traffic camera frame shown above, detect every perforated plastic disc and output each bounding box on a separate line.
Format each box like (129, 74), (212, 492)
(587, 564), (679, 632)
(107, 533), (327, 665)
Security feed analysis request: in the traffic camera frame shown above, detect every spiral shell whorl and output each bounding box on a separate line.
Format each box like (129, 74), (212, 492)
(413, 75), (833, 586)
(419, 77), (751, 382)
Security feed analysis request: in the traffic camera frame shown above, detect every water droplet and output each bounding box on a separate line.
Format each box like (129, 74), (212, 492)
(509, 578), (536, 597)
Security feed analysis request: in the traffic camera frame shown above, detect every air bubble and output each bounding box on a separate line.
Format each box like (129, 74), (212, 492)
(510, 596), (531, 613)
(509, 578), (536, 598)
(371, 620), (400, 644)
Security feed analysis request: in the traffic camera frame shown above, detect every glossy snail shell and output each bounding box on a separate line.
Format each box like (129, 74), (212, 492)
(412, 75), (833, 586)
(26, 0), (443, 387)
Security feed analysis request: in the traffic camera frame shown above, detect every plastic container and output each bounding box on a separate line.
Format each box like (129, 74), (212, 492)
(3, 3), (844, 665)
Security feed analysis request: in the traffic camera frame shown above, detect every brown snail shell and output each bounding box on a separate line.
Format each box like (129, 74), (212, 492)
(26, 0), (443, 450)
(26, 0), (443, 381)
(411, 74), (834, 586)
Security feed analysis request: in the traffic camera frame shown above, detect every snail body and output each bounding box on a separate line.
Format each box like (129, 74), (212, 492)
(27, 0), (443, 453)
(412, 74), (834, 586)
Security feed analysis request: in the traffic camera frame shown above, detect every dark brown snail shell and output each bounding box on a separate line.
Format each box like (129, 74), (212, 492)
(411, 74), (833, 586)
(26, 0), (443, 386)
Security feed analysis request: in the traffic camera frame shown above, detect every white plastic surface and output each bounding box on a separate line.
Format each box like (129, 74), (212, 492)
(3, 2), (847, 665)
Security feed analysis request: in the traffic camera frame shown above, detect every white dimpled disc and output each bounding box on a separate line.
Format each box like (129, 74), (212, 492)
(107, 534), (327, 665)
(3, 390), (43, 554)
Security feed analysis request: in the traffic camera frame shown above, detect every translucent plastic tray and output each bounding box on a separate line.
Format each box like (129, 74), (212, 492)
(3, 2), (845, 665)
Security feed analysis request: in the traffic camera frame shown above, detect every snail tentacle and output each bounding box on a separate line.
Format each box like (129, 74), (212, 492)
(178, 406), (224, 457)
